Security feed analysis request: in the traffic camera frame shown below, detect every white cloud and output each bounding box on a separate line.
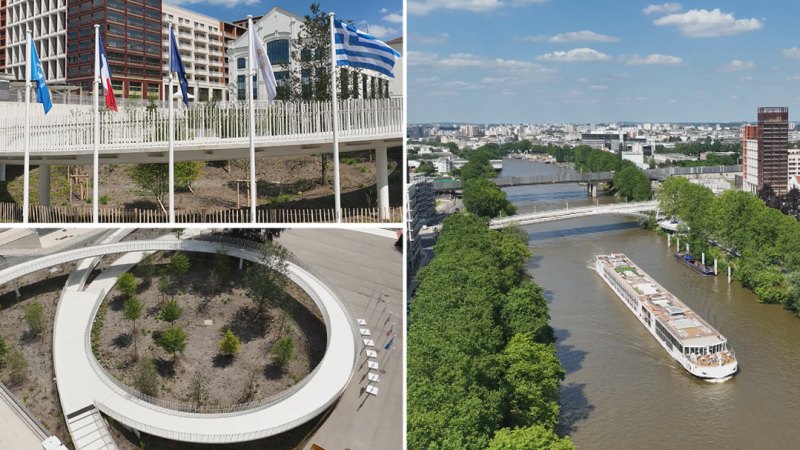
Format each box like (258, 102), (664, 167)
(536, 48), (611, 63)
(441, 53), (486, 68)
(408, 0), (547, 15)
(518, 30), (620, 43)
(782, 48), (800, 59)
(653, 9), (762, 38)
(622, 53), (683, 65)
(788, 75), (800, 81)
(380, 8), (389, 13)
(643, 3), (682, 15)
(382, 13), (403, 23)
(413, 33), (450, 45)
(590, 84), (608, 90)
(366, 25), (399, 39)
(577, 77), (589, 83)
(719, 60), (756, 72)
(408, 51), (439, 66)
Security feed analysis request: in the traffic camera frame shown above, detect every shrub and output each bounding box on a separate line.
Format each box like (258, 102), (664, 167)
(6, 348), (28, 386)
(133, 358), (160, 397)
(24, 303), (46, 338)
(169, 253), (190, 277)
(271, 337), (295, 368)
(0, 335), (8, 363)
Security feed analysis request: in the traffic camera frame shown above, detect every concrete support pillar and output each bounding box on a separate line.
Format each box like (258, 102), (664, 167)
(376, 147), (389, 220)
(0, 163), (5, 181)
(587, 182), (597, 198)
(39, 164), (51, 207)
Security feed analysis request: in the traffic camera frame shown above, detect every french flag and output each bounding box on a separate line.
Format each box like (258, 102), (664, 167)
(96, 35), (117, 112)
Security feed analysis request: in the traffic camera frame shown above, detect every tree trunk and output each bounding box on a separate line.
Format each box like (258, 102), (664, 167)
(133, 320), (138, 361)
(321, 154), (328, 186)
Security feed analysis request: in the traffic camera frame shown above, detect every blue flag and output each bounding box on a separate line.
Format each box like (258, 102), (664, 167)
(334, 19), (401, 78)
(383, 336), (394, 350)
(169, 27), (189, 106)
(30, 40), (52, 114)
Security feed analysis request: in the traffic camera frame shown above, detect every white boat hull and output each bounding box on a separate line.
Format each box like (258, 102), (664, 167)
(595, 260), (738, 380)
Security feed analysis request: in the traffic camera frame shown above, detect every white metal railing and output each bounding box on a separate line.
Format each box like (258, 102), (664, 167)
(0, 98), (402, 154)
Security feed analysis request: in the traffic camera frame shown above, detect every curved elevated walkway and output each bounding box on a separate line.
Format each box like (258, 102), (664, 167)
(0, 238), (358, 444)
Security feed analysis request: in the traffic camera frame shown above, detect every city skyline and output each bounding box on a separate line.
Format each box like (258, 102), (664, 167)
(409, 1), (800, 123)
(165, 0), (403, 39)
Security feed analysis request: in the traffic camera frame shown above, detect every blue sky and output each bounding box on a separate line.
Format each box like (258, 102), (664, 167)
(165, 0), (403, 39)
(409, 1), (800, 123)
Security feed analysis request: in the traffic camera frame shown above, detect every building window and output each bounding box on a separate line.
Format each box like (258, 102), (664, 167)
(237, 57), (246, 69)
(237, 74), (246, 100)
(275, 71), (289, 86)
(266, 39), (289, 65)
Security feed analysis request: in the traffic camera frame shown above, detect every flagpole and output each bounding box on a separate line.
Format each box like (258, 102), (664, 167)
(329, 12), (342, 223)
(168, 22), (175, 223)
(23, 30), (31, 224)
(92, 24), (100, 224)
(247, 15), (257, 223)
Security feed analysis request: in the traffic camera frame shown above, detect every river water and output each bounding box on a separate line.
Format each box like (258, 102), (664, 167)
(501, 158), (800, 449)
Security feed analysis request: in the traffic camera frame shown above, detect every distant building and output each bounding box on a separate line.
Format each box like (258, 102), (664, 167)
(788, 148), (800, 178)
(742, 108), (790, 195)
(742, 124), (759, 194)
(67, 0), (165, 99)
(406, 179), (435, 274)
(162, 3), (228, 102)
(5, 0), (69, 83)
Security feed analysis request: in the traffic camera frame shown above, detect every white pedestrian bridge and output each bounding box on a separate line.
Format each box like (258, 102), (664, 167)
(490, 200), (659, 229)
(0, 98), (402, 165)
(0, 237), (359, 445)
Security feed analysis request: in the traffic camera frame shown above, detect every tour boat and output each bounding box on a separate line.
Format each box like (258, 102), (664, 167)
(674, 252), (716, 276)
(595, 253), (737, 380)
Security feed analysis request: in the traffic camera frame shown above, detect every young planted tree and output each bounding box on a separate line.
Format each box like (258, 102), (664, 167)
(130, 162), (203, 213)
(271, 336), (295, 369)
(169, 253), (191, 278)
(123, 296), (144, 359)
(218, 329), (241, 356)
(137, 255), (156, 284)
(244, 241), (290, 317)
(24, 303), (46, 338)
(117, 272), (138, 298)
(156, 326), (188, 361)
(133, 358), (160, 397)
(159, 299), (183, 324)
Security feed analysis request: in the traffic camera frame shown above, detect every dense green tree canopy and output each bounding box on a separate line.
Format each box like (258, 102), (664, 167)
(463, 178), (517, 218)
(408, 213), (569, 449)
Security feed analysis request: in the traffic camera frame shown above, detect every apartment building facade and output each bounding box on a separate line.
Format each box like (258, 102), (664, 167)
(4, 0), (68, 83)
(161, 3), (227, 102)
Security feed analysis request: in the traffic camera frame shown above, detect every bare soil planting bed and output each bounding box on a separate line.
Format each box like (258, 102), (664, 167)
(95, 251), (326, 409)
(0, 267), (76, 444)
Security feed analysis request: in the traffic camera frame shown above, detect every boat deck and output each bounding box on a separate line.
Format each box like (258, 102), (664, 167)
(597, 254), (726, 347)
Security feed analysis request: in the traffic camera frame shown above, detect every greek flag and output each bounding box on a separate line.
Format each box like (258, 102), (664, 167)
(333, 19), (400, 78)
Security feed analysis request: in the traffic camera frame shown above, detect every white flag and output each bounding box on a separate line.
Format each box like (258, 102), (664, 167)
(251, 32), (277, 101)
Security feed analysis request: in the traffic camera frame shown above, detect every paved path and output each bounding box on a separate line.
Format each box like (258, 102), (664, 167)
(0, 234), (358, 445)
(279, 229), (403, 450)
(0, 383), (50, 450)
